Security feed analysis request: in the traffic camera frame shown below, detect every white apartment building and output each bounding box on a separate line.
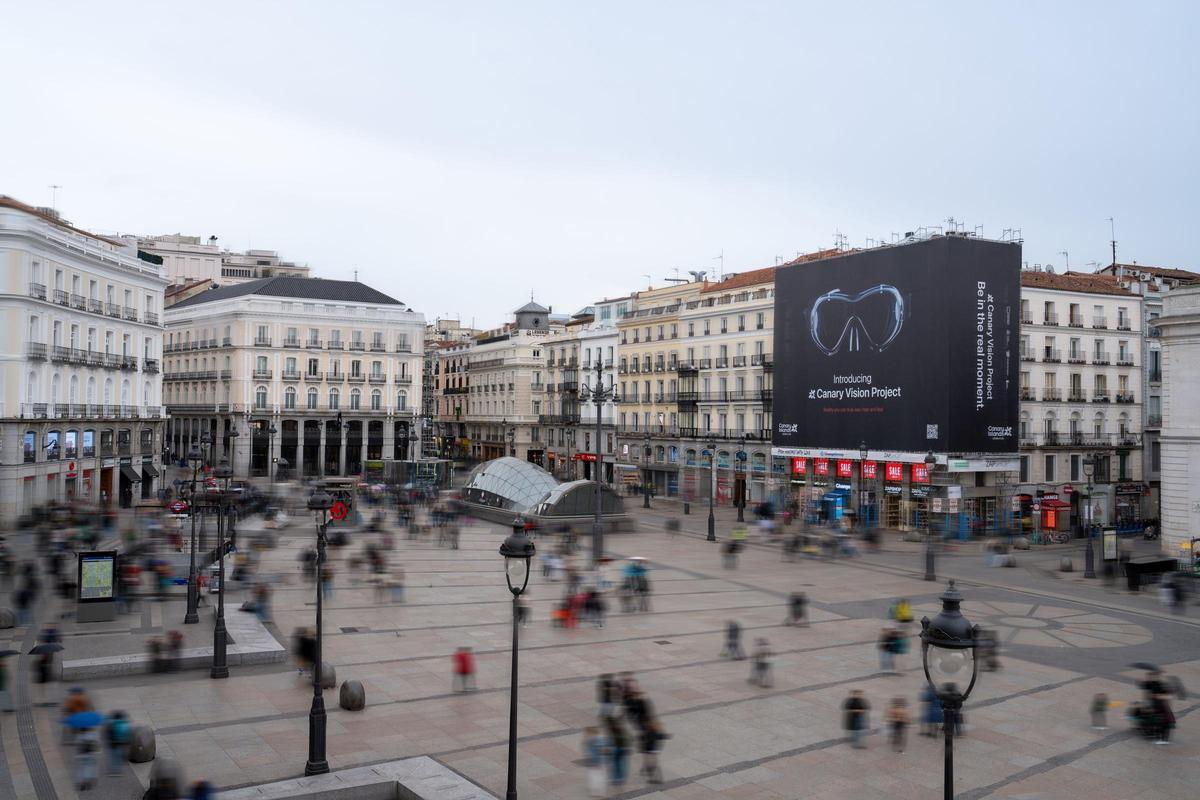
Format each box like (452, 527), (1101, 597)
(0, 197), (168, 520)
(1016, 269), (1145, 529)
(163, 277), (424, 478)
(140, 234), (311, 287)
(1155, 284), (1200, 551)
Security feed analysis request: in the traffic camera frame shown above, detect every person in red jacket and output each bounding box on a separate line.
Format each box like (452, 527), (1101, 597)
(453, 647), (476, 692)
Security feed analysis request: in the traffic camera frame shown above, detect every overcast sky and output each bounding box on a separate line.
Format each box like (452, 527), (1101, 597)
(3, 2), (1197, 326)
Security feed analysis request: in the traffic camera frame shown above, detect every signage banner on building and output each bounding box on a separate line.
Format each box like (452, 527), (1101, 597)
(911, 463), (931, 483)
(772, 236), (1021, 453)
(911, 485), (931, 499)
(836, 459), (853, 478)
(884, 484), (902, 495)
(834, 481), (852, 491)
(791, 457), (807, 474)
(861, 460), (877, 479)
(814, 458), (829, 476)
(947, 457), (1021, 472)
(884, 462), (904, 482)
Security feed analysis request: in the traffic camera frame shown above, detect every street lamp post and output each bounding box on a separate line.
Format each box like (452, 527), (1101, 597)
(228, 427), (240, 475)
(304, 487), (333, 776)
(210, 459), (233, 679)
(268, 424), (277, 481)
(924, 450), (937, 581)
(643, 433), (652, 509)
(500, 518), (535, 800)
(580, 361), (618, 566)
(706, 437), (717, 541)
(183, 444), (204, 625)
(1082, 454), (1096, 579)
(920, 580), (981, 800)
(858, 440), (869, 528)
(735, 436), (746, 523)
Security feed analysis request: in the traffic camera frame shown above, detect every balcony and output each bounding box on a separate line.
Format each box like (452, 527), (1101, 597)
(103, 353), (121, 368)
(395, 375), (413, 385)
(122, 306), (138, 322)
(1042, 349), (1061, 363)
(1068, 391), (1086, 403)
(1042, 388), (1062, 401)
(715, 357), (730, 368)
(1020, 348), (1036, 362)
(1092, 352), (1110, 365)
(349, 341), (365, 351)
(105, 302), (121, 317)
(1067, 353), (1086, 364)
(654, 362), (666, 372)
(53, 289), (69, 305)
(304, 372), (322, 382)
(1117, 320), (1132, 331)
(327, 341), (345, 350)
(1093, 390), (1110, 402)
(88, 299), (103, 314)
(1116, 357), (1135, 366)
(1149, 370), (1162, 383)
(29, 282), (46, 300)
(1020, 315), (1033, 325)
(678, 361), (698, 373)
(253, 369), (273, 380)
(1115, 391), (1136, 404)
(560, 381), (578, 393)
(51, 345), (71, 362)
(27, 342), (47, 359)
(1148, 415), (1163, 428)
(1068, 315), (1084, 328)
(1043, 312), (1058, 325)
(1019, 387), (1036, 400)
(530, 382), (545, 392)
(306, 339), (323, 349)
(369, 374), (387, 384)
(538, 414), (581, 425)
(121, 356), (138, 370)
(1093, 316), (1108, 329)
(144, 358), (159, 373)
(70, 293), (86, 310)
(283, 338), (301, 348)
(282, 370), (301, 381)
(325, 372), (345, 382)
(699, 358), (713, 369)
(732, 355), (748, 367)
(629, 363), (640, 374)
(252, 337), (271, 347)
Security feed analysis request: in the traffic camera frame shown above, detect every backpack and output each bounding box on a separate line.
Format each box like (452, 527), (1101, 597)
(108, 717), (131, 745)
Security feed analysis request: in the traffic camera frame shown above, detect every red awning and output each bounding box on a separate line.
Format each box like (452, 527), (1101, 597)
(1041, 498), (1071, 509)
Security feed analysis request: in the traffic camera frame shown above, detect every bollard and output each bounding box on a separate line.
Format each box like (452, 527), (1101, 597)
(1059, 557), (1073, 572)
(339, 679), (366, 711)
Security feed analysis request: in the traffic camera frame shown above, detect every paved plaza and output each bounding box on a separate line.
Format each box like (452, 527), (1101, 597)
(2, 506), (1199, 799)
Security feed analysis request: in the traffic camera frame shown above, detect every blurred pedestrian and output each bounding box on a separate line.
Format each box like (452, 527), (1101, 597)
(919, 684), (942, 737)
(453, 646), (476, 692)
(254, 582), (271, 623)
(0, 655), (12, 712)
(842, 690), (870, 748)
(582, 726), (608, 797)
(878, 628), (897, 673)
(597, 673), (619, 718)
(75, 725), (100, 791)
(639, 717), (666, 784)
(886, 697), (910, 753)
(722, 540), (738, 569)
(606, 715), (629, 789)
(34, 650), (54, 705)
(721, 620), (745, 660)
(749, 638), (772, 688)
(320, 563), (334, 600)
(105, 710), (131, 775)
(784, 592), (808, 626)
(191, 780), (215, 799)
(1090, 693), (1110, 731)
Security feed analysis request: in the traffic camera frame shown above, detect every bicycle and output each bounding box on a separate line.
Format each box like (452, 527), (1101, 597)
(1047, 531), (1071, 544)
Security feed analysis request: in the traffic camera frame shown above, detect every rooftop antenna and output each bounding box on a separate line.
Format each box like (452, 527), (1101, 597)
(353, 269), (358, 282)
(1059, 251), (1069, 270)
(642, 274), (652, 289)
(1107, 217), (1117, 267)
(49, 184), (62, 209)
(713, 249), (724, 280)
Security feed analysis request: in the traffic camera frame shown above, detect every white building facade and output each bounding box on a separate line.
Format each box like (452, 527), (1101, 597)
(0, 197), (168, 520)
(139, 234), (311, 286)
(1155, 285), (1200, 552)
(163, 277), (424, 478)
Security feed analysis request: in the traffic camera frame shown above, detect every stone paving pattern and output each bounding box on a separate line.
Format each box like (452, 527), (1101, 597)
(2, 505), (1199, 799)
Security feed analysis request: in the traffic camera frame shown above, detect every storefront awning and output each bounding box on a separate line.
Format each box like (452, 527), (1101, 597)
(1040, 498), (1071, 509)
(119, 465), (142, 483)
(142, 464), (160, 479)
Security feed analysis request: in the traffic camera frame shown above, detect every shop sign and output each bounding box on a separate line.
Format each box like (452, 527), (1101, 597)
(814, 459), (829, 476)
(931, 497), (944, 513)
(836, 460), (853, 478)
(791, 457), (807, 475)
(946, 457), (1021, 472)
(911, 463), (931, 483)
(861, 460), (877, 479)
(101, 458), (115, 468)
(574, 453), (597, 462)
(1011, 496), (1022, 511)
(834, 481), (852, 491)
(947, 485), (962, 499)
(947, 498), (960, 513)
(910, 485), (931, 499)
(1061, 484), (1075, 495)
(1115, 483), (1144, 495)
(883, 484), (902, 496)
(884, 462), (904, 482)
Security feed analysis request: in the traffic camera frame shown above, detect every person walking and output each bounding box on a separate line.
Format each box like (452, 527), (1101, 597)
(75, 725), (100, 791)
(920, 684), (943, 737)
(452, 647), (476, 692)
(886, 697), (910, 753)
(784, 592), (808, 627)
(597, 673), (619, 719)
(606, 714), (629, 789)
(878, 628), (897, 673)
(583, 726), (608, 797)
(721, 620), (745, 660)
(749, 638), (773, 688)
(105, 710), (131, 775)
(1090, 693), (1110, 731)
(842, 690), (870, 748)
(639, 716), (666, 784)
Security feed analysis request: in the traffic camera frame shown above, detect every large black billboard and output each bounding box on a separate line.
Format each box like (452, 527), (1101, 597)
(772, 236), (1020, 454)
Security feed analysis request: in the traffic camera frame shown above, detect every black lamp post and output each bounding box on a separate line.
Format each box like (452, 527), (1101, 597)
(183, 443), (204, 625)
(268, 424), (278, 481)
(500, 517), (535, 800)
(706, 437), (717, 541)
(200, 430), (213, 468)
(920, 580), (981, 800)
(924, 450), (937, 581)
(1082, 454), (1096, 579)
(858, 440), (869, 527)
(579, 361), (618, 566)
(643, 434), (652, 509)
(228, 427), (240, 475)
(304, 487), (333, 776)
(735, 435), (746, 522)
(210, 459), (233, 679)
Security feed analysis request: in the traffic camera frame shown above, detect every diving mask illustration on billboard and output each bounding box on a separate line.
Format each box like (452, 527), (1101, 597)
(808, 284), (905, 355)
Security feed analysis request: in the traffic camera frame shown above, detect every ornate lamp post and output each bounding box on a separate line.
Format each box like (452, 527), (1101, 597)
(858, 440), (869, 527)
(227, 427), (240, 475)
(268, 423), (278, 481)
(643, 433), (652, 509)
(1082, 454), (1096, 578)
(500, 517), (535, 800)
(920, 581), (981, 800)
(924, 450), (938, 581)
(304, 487), (333, 776)
(735, 435), (747, 522)
(210, 459), (233, 679)
(183, 443), (204, 625)
(580, 361), (618, 565)
(706, 437), (717, 541)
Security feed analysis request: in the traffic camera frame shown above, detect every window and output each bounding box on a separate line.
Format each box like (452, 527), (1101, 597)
(307, 388), (318, 409)
(370, 389), (381, 411)
(720, 317), (728, 333)
(285, 356), (297, 373)
(328, 388), (340, 410)
(703, 320), (710, 335)
(1044, 454), (1056, 482)
(350, 388), (361, 409)
(1152, 440), (1161, 472)
(351, 360), (362, 377)
(256, 355), (268, 373)
(255, 385), (268, 409)
(756, 312), (765, 329)
(287, 327), (298, 342)
(397, 392), (407, 411)
(284, 387), (296, 409)
(687, 322), (694, 337)
(737, 314), (745, 332)
(307, 358), (319, 376)
(23, 431), (35, 463)
(1070, 454), (1081, 482)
